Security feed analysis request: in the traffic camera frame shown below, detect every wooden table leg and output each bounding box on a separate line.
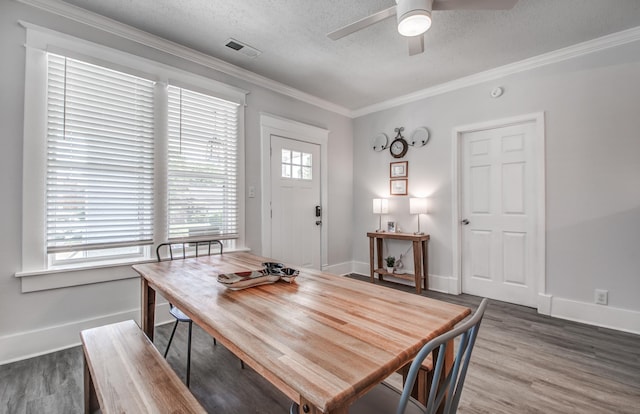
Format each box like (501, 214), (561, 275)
(422, 239), (429, 291)
(398, 362), (429, 406)
(369, 236), (375, 284)
(84, 353), (99, 414)
(412, 240), (422, 294)
(141, 277), (156, 341)
(376, 237), (384, 281)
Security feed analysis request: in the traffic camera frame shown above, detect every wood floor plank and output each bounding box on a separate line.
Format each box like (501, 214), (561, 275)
(1, 275), (639, 413)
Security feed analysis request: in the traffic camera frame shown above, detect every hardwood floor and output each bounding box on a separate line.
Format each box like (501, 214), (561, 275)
(1, 275), (639, 413)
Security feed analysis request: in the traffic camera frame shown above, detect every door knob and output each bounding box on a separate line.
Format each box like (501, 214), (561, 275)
(315, 220), (322, 226)
(461, 219), (470, 225)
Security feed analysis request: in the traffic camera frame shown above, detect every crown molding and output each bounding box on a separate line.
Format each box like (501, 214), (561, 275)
(352, 25), (640, 118)
(16, 0), (352, 117)
(15, 0), (640, 120)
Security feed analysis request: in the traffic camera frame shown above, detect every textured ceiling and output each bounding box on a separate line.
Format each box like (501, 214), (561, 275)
(59, 0), (640, 110)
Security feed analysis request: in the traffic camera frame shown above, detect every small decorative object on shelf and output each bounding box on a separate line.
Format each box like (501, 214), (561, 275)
(385, 256), (395, 273)
(387, 221), (396, 233)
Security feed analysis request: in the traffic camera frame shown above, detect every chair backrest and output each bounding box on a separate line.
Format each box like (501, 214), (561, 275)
(398, 298), (488, 414)
(156, 240), (223, 262)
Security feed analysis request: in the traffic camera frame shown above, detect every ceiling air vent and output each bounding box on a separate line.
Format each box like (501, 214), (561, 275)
(224, 38), (262, 58)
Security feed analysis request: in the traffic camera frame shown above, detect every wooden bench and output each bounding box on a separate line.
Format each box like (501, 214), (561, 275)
(80, 320), (206, 414)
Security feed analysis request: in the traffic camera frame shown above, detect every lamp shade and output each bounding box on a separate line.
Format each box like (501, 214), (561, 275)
(409, 197), (428, 215)
(372, 198), (389, 214)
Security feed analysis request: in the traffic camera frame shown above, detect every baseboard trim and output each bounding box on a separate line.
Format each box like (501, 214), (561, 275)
(550, 297), (640, 335)
(427, 274), (452, 293)
(537, 293), (552, 315)
(322, 261), (353, 276)
(0, 303), (172, 365)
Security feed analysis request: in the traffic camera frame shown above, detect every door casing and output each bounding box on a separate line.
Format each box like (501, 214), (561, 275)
(260, 113), (329, 269)
(451, 112), (548, 314)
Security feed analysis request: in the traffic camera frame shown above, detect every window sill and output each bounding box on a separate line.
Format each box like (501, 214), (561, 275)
(15, 247), (251, 293)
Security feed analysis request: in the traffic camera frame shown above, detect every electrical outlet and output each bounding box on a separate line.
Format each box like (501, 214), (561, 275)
(248, 186), (256, 198)
(594, 289), (608, 305)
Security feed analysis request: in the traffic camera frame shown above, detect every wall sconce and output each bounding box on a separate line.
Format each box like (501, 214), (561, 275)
(409, 197), (428, 235)
(372, 198), (389, 232)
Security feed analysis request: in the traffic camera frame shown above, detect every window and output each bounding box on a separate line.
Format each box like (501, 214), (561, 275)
(167, 86), (239, 240)
(281, 149), (312, 180)
(21, 26), (246, 272)
(46, 54), (155, 258)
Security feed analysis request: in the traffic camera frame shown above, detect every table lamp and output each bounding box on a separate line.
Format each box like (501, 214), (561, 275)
(409, 197), (428, 235)
(372, 198), (388, 232)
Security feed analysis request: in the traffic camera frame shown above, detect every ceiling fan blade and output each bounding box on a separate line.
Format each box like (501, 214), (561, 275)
(432, 0), (518, 11)
(408, 36), (424, 56)
(327, 5), (397, 40)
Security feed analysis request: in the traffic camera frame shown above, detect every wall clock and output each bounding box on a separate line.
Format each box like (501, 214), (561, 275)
(389, 127), (408, 158)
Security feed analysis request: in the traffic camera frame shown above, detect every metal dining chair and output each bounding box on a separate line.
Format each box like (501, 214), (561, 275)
(290, 298), (488, 414)
(156, 240), (227, 387)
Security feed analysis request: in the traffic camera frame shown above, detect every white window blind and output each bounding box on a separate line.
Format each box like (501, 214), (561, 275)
(46, 54), (155, 253)
(167, 86), (239, 240)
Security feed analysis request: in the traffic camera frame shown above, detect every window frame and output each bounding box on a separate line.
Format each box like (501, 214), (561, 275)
(19, 23), (247, 276)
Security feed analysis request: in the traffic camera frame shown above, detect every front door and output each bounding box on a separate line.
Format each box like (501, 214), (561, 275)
(270, 135), (321, 269)
(461, 121), (538, 307)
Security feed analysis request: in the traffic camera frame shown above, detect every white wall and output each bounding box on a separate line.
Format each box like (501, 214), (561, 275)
(352, 39), (640, 332)
(0, 1), (353, 363)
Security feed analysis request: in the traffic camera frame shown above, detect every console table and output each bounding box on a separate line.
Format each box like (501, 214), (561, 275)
(367, 232), (430, 294)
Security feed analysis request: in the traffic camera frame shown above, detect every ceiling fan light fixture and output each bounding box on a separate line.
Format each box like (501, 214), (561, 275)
(396, 0), (433, 37)
(397, 12), (432, 37)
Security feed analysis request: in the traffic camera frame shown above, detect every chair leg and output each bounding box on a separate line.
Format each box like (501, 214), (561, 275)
(240, 359), (245, 369)
(213, 337), (217, 346)
(164, 320), (179, 358)
(186, 320), (192, 387)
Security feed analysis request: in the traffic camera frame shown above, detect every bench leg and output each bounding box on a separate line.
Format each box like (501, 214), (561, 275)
(83, 354), (99, 414)
(186, 320), (193, 387)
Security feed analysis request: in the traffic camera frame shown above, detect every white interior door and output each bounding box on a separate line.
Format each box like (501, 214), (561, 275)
(270, 135), (321, 269)
(461, 121), (538, 307)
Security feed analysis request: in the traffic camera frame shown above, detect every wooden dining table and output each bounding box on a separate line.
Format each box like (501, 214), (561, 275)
(133, 252), (470, 414)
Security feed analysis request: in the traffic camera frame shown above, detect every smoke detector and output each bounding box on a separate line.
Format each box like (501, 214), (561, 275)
(224, 38), (262, 58)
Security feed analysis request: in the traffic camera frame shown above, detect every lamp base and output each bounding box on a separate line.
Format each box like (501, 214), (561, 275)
(376, 229), (386, 232)
(413, 231), (425, 235)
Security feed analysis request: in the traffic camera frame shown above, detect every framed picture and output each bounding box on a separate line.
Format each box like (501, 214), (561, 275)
(390, 161), (408, 178)
(387, 221), (396, 233)
(390, 179), (408, 196)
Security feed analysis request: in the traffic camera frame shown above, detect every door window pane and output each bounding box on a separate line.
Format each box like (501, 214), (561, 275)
(281, 148), (312, 180)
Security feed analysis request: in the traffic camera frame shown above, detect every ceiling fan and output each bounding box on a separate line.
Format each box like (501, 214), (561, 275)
(327, 0), (518, 56)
